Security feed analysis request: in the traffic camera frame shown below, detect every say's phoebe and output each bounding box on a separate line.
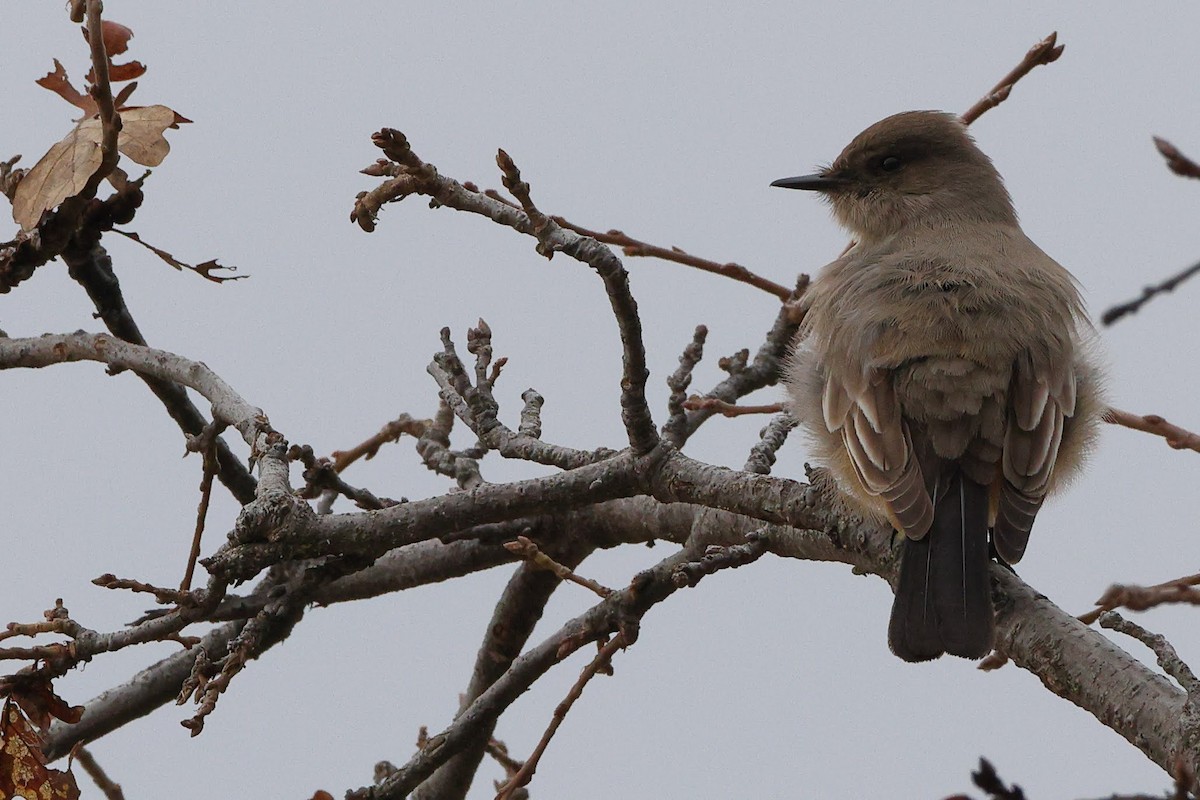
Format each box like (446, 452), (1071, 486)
(773, 110), (1101, 661)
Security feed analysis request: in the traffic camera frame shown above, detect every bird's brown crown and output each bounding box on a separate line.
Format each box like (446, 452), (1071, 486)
(817, 110), (1018, 241)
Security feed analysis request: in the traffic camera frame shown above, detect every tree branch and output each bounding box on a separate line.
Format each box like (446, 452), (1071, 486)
(1102, 259), (1200, 326)
(960, 32), (1065, 125)
(1154, 136), (1200, 180)
(1103, 407), (1200, 452)
(550, 217), (793, 299)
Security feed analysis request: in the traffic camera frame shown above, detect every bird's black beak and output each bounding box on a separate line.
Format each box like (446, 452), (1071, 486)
(770, 173), (843, 191)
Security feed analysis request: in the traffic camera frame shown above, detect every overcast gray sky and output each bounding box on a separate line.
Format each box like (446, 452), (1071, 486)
(4, 3), (1200, 798)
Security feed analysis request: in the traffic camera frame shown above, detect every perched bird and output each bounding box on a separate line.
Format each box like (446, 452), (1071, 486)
(772, 110), (1101, 661)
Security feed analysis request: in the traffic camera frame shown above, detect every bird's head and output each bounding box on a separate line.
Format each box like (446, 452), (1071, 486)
(772, 110), (1017, 242)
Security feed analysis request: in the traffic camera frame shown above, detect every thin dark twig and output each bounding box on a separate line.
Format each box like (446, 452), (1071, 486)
(552, 217), (793, 300)
(414, 537), (592, 800)
(970, 757), (1028, 800)
(76, 746), (126, 800)
(290, 444), (400, 510)
(494, 634), (625, 800)
(960, 32), (1064, 125)
(485, 737), (525, 779)
(182, 438), (219, 590)
(1102, 259), (1200, 326)
(1154, 137), (1200, 180)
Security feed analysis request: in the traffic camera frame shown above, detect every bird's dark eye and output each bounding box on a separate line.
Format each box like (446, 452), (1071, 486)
(881, 156), (902, 172)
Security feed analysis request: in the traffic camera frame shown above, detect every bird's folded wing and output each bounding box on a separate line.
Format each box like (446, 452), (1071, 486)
(824, 368), (933, 539)
(995, 353), (1076, 563)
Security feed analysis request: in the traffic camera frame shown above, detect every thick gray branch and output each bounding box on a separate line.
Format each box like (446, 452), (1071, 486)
(0, 332), (275, 461)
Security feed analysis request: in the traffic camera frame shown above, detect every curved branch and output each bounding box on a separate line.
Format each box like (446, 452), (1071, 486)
(357, 132), (658, 455)
(63, 242), (258, 503)
(0, 332), (273, 456)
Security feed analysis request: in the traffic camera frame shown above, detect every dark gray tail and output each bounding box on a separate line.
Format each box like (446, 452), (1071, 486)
(887, 471), (994, 661)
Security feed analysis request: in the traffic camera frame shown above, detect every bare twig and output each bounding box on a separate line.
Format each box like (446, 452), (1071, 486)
(352, 533), (780, 800)
(518, 389), (544, 439)
(1154, 137), (1200, 180)
(744, 414), (797, 475)
(182, 436), (219, 590)
(112, 229), (244, 283)
(415, 398), (484, 488)
(551, 217), (793, 300)
(671, 536), (769, 588)
(662, 325), (708, 446)
(180, 556), (368, 735)
(683, 397), (784, 417)
(92, 574), (199, 607)
(675, 295), (803, 443)
(76, 746), (126, 800)
(428, 325), (614, 472)
(494, 149), (659, 455)
(1079, 572), (1200, 625)
(414, 538), (594, 800)
(291, 444), (401, 510)
(970, 757), (1028, 800)
(485, 737), (525, 779)
(494, 634), (625, 800)
(1100, 612), (1199, 693)
(331, 414), (432, 472)
(1103, 407), (1200, 453)
(1102, 260), (1200, 326)
(504, 536), (613, 598)
(359, 134), (659, 454)
(960, 32), (1064, 125)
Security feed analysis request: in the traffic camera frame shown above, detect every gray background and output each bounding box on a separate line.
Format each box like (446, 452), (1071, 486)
(3, 3), (1198, 797)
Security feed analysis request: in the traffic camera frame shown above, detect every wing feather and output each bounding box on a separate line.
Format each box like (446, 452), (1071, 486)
(836, 368), (933, 539)
(996, 353), (1077, 562)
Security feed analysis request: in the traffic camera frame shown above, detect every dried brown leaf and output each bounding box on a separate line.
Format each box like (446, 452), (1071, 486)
(100, 20), (134, 56)
(0, 699), (81, 800)
(113, 81), (139, 109)
(114, 229), (245, 283)
(114, 105), (180, 166)
(105, 61), (147, 83)
(8, 675), (84, 732)
(83, 21), (145, 84)
(12, 104), (186, 230)
(35, 59), (98, 116)
(11, 123), (103, 230)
